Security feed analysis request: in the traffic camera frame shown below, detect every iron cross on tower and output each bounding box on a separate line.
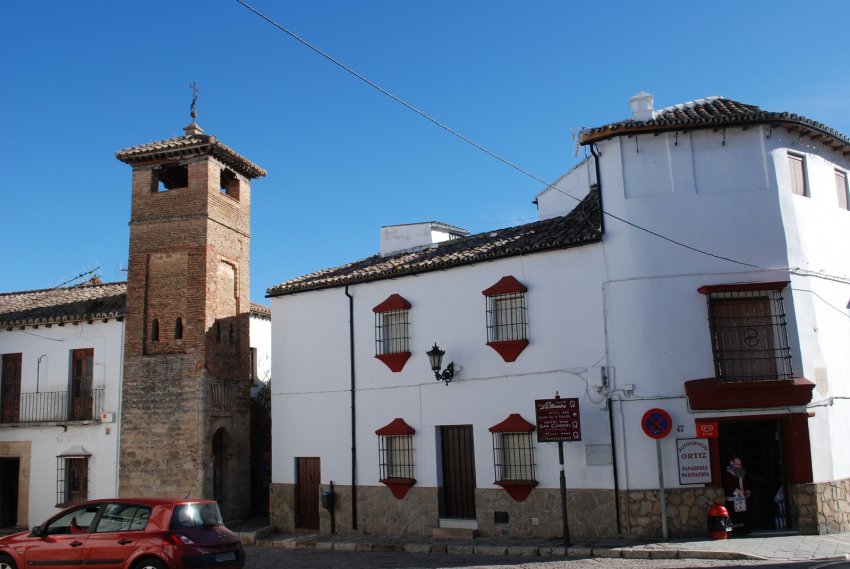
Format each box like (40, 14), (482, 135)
(189, 81), (200, 120)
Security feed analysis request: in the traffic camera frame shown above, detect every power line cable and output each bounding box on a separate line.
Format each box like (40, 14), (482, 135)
(235, 0), (850, 281)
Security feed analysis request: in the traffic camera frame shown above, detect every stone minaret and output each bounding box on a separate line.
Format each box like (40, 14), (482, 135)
(116, 121), (265, 519)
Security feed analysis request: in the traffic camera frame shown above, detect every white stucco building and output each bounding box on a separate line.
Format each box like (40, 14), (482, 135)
(0, 281), (126, 527)
(268, 94), (850, 538)
(0, 282), (273, 528)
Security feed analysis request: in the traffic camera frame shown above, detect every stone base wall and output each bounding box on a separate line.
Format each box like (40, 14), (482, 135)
(476, 488), (617, 538)
(271, 484), (619, 538)
(791, 478), (850, 534)
(269, 483), (295, 533)
(620, 487), (724, 539)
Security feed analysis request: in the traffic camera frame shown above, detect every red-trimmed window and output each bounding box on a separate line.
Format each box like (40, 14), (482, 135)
(483, 276), (529, 362)
(373, 294), (411, 372)
(699, 282), (793, 382)
(376, 418), (416, 499)
(490, 413), (537, 501)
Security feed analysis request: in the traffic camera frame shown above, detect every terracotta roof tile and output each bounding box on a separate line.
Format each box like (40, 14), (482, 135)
(267, 190), (601, 297)
(0, 282), (127, 328)
(250, 303), (271, 318)
(580, 97), (850, 155)
(116, 126), (266, 179)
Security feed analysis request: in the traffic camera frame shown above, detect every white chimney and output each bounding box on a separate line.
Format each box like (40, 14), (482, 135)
(380, 222), (469, 256)
(630, 91), (655, 121)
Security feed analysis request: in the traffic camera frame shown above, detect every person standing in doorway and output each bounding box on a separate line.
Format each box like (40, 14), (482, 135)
(723, 456), (750, 534)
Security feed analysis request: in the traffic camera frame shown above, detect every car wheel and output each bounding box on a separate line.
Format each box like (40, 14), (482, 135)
(132, 558), (167, 569)
(0, 555), (18, 569)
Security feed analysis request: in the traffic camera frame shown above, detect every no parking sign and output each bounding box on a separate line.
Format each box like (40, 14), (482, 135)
(641, 408), (672, 439)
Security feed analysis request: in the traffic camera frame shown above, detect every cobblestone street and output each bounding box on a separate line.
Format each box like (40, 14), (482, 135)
(245, 545), (841, 569)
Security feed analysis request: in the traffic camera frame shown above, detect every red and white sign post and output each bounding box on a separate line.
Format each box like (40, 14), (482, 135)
(641, 408), (672, 539)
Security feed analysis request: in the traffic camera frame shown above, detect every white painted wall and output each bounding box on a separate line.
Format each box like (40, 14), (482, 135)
(250, 313), (272, 384)
(271, 116), (850, 521)
(0, 319), (124, 526)
(271, 244), (609, 493)
(585, 125), (850, 488)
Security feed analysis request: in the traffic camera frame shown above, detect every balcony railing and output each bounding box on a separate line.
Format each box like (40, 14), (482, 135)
(0, 389), (104, 424)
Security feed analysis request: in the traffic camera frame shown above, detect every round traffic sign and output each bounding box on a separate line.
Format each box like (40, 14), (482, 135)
(641, 408), (672, 439)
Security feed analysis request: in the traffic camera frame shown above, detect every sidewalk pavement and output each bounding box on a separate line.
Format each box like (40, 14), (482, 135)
(233, 523), (850, 563)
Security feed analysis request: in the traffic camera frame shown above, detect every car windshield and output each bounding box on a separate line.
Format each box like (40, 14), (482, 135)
(170, 503), (223, 529)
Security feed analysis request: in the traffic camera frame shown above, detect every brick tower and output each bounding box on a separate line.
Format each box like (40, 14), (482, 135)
(116, 120), (266, 520)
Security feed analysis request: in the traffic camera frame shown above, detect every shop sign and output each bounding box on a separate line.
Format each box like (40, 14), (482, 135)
(535, 398), (581, 442)
(676, 438), (712, 485)
(695, 420), (719, 438)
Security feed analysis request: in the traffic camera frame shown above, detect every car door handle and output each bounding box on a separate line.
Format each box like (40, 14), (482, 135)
(70, 541), (84, 547)
(118, 539), (133, 545)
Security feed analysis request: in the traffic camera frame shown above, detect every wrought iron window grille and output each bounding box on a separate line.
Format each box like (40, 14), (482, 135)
(486, 292), (527, 343)
(378, 434), (414, 481)
(492, 431), (536, 483)
(706, 289), (793, 382)
(375, 309), (410, 356)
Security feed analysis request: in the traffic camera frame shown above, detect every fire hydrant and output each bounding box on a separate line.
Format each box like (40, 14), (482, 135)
(707, 503), (733, 539)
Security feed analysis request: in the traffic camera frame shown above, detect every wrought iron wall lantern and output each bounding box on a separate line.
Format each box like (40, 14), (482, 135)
(426, 343), (454, 385)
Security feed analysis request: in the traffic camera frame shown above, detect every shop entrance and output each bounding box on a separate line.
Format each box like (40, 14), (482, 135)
(718, 420), (785, 531)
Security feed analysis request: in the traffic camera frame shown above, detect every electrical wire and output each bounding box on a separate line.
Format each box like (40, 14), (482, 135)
(235, 0), (850, 283)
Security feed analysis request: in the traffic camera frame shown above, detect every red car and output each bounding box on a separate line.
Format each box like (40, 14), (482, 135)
(0, 498), (245, 569)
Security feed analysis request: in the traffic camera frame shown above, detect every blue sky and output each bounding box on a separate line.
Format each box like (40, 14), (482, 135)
(2, 0), (848, 303)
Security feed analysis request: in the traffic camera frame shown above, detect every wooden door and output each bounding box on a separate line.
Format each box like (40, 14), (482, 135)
(70, 349), (93, 420)
(1, 354), (21, 423)
(439, 425), (476, 519)
(295, 457), (320, 531)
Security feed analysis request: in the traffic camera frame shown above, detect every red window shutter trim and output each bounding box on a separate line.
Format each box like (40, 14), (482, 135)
(379, 478), (416, 499)
(373, 293), (412, 313)
(495, 480), (538, 502)
(487, 339), (529, 362)
(684, 376), (814, 410)
(482, 275), (527, 296)
(697, 281), (789, 295)
(375, 352), (411, 372)
(375, 417), (416, 436)
(489, 413), (536, 433)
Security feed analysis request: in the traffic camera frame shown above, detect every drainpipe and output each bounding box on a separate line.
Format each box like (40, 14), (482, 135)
(607, 396), (622, 535)
(345, 286), (358, 530)
(590, 143), (605, 233)
(592, 141), (621, 534)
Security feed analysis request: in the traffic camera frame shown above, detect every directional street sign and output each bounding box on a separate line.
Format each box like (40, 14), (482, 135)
(535, 397), (581, 442)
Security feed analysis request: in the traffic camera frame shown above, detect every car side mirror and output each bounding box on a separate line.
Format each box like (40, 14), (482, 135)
(31, 525), (44, 537)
